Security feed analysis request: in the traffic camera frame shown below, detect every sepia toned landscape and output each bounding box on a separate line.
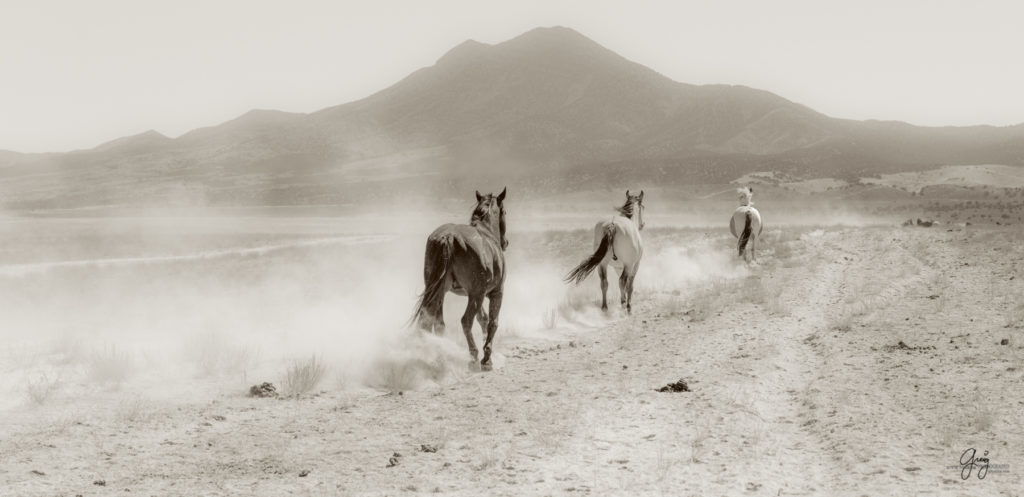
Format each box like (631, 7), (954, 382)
(2, 195), (1023, 495)
(2, 13), (1023, 497)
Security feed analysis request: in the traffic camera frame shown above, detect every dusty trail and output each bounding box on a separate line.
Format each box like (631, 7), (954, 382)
(2, 227), (1022, 496)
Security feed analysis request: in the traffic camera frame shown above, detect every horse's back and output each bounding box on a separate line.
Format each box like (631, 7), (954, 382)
(428, 223), (504, 292)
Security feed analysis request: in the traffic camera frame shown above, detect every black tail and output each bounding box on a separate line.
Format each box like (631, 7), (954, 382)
(737, 211), (753, 256)
(408, 234), (453, 328)
(565, 224), (615, 285)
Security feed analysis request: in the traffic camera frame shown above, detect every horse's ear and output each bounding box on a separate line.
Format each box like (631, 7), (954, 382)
(625, 189), (630, 197)
(639, 190), (644, 202)
(497, 187), (506, 203)
(475, 191), (483, 202)
(749, 187), (754, 193)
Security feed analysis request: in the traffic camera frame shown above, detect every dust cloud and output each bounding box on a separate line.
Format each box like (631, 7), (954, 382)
(0, 206), (774, 411)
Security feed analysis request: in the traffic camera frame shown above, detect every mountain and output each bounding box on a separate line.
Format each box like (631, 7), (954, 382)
(2, 26), (1023, 209)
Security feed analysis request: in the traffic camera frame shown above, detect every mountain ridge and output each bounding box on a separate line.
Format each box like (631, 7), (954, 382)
(2, 26), (1022, 208)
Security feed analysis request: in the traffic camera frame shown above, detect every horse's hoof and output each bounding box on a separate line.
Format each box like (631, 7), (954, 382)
(480, 361), (493, 372)
(468, 360), (481, 372)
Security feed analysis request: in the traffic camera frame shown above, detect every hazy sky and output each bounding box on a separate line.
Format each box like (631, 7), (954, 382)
(2, 0), (1023, 153)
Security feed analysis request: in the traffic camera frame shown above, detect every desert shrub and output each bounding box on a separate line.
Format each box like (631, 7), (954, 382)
(25, 373), (60, 405)
(283, 355), (327, 397)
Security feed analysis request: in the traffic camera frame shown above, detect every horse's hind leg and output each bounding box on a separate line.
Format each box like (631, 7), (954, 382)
(461, 295), (483, 371)
(476, 306), (489, 334)
(598, 265), (609, 311)
(619, 269), (628, 307)
(430, 293), (446, 334)
(480, 291), (503, 372)
(625, 267), (637, 314)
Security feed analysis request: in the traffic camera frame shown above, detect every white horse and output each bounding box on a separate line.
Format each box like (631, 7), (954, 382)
(730, 186), (762, 262)
(566, 190), (645, 312)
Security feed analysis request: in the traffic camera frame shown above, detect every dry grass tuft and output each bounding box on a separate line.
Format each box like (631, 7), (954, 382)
(283, 355), (327, 397)
(25, 373), (60, 405)
(1005, 292), (1024, 329)
(830, 312), (854, 332)
(972, 402), (998, 433)
(187, 333), (261, 379)
(541, 308), (557, 329)
(117, 396), (158, 424)
(473, 447), (504, 471)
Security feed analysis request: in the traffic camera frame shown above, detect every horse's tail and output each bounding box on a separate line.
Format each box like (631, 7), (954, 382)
(408, 234), (453, 328)
(565, 224), (616, 285)
(737, 210), (753, 257)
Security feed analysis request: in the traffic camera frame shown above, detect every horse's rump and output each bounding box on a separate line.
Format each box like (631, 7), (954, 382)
(565, 223), (616, 284)
(409, 232), (455, 327)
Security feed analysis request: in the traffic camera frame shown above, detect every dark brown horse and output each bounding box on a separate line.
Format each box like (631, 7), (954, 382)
(411, 188), (508, 371)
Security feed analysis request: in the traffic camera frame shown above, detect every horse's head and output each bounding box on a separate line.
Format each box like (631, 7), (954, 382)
(621, 190), (645, 230)
(473, 187), (508, 250)
(737, 187), (753, 206)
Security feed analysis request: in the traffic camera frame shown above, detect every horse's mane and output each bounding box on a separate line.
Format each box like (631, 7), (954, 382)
(471, 199), (497, 227)
(617, 198), (636, 219)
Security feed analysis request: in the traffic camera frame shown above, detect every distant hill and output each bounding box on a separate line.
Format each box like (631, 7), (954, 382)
(3, 26), (1023, 209)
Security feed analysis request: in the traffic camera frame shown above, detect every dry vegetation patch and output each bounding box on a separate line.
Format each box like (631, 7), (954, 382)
(282, 355), (327, 397)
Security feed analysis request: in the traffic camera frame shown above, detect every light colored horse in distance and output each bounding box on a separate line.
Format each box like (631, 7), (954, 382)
(565, 190), (645, 313)
(411, 188), (507, 371)
(730, 186), (762, 262)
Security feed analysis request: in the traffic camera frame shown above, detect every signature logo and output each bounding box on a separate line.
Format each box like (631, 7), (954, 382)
(960, 448), (990, 480)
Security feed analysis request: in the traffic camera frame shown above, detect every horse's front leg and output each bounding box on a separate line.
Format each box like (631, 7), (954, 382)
(480, 291), (503, 372)
(461, 295), (483, 371)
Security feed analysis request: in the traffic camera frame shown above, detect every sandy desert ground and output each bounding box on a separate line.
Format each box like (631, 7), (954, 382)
(1, 214), (1022, 496)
